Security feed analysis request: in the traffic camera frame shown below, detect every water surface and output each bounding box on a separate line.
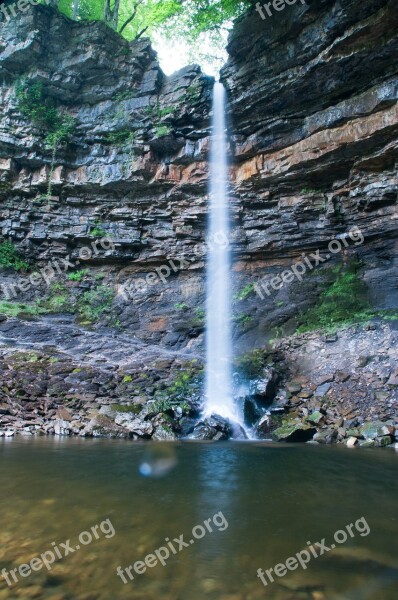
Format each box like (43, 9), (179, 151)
(0, 439), (397, 599)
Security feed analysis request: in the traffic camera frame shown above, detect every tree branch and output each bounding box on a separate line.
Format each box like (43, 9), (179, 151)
(119, 0), (144, 35)
(135, 26), (149, 39)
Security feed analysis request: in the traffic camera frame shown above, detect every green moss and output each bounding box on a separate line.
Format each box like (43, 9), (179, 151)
(122, 375), (133, 383)
(90, 220), (106, 237)
(155, 125), (172, 138)
(186, 84), (202, 101)
(0, 241), (29, 271)
(111, 403), (141, 414)
(297, 262), (371, 333)
(235, 313), (253, 330)
(37, 283), (71, 313)
(151, 362), (202, 414)
(68, 269), (90, 282)
(300, 187), (320, 194)
(174, 302), (189, 310)
(0, 301), (43, 317)
(106, 129), (135, 147)
(15, 79), (76, 201)
(235, 348), (271, 378)
(233, 283), (255, 301)
(114, 89), (136, 102)
(77, 284), (114, 323)
(190, 307), (205, 327)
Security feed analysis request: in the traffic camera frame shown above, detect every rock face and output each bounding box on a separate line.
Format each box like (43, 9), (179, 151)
(0, 5), (213, 347)
(1, 2), (398, 441)
(221, 0), (398, 349)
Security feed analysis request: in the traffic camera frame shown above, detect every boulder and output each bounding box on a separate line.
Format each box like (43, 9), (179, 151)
(306, 411), (325, 425)
(273, 421), (316, 443)
(346, 436), (358, 447)
(359, 421), (393, 440)
(188, 415), (234, 440)
(249, 368), (279, 406)
(54, 419), (71, 436)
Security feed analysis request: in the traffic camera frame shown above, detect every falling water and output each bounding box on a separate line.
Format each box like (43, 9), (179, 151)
(204, 82), (237, 422)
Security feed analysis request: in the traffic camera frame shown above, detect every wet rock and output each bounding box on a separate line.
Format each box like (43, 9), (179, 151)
(152, 425), (177, 441)
(188, 415), (232, 440)
(313, 429), (338, 444)
(359, 421), (393, 440)
(375, 435), (392, 447)
(249, 368), (279, 406)
(243, 397), (262, 426)
(346, 436), (358, 447)
(306, 411), (325, 425)
(358, 439), (376, 448)
(114, 415), (154, 437)
(255, 413), (271, 437)
(273, 420), (316, 443)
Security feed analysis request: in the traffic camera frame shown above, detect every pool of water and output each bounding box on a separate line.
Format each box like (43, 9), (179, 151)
(0, 439), (397, 600)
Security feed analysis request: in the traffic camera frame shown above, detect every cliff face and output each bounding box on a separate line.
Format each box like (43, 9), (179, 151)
(0, 6), (213, 347)
(1, 1), (398, 349)
(221, 0), (398, 345)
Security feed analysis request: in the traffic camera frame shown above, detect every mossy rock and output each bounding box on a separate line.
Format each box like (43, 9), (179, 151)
(273, 420), (317, 442)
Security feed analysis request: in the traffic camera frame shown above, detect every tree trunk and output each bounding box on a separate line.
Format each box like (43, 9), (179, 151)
(73, 0), (79, 20)
(103, 0), (121, 30)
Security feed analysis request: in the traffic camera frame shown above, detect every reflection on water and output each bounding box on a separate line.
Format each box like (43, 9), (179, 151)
(0, 438), (397, 600)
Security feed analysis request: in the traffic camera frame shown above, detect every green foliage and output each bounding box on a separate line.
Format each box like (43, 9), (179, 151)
(90, 221), (106, 237)
(233, 283), (255, 301)
(187, 83), (202, 101)
(53, 0), (251, 72)
(297, 263), (371, 333)
(190, 307), (205, 327)
(235, 312), (253, 330)
(15, 80), (76, 147)
(122, 375), (133, 383)
(111, 403), (141, 414)
(0, 301), (43, 318)
(151, 362), (201, 414)
(44, 115), (76, 150)
(38, 283), (71, 313)
(155, 125), (172, 138)
(300, 187), (319, 194)
(156, 106), (175, 118)
(174, 302), (189, 310)
(15, 79), (76, 201)
(0, 241), (29, 271)
(68, 269), (90, 282)
(235, 348), (271, 378)
(114, 90), (136, 102)
(106, 129), (135, 147)
(77, 285), (114, 323)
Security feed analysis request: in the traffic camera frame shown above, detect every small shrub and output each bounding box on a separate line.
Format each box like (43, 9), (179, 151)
(0, 241), (29, 271)
(297, 262), (370, 333)
(0, 301), (42, 317)
(174, 302), (189, 310)
(77, 285), (114, 323)
(90, 221), (106, 237)
(68, 269), (90, 282)
(235, 348), (271, 378)
(106, 130), (135, 147)
(155, 125), (172, 138)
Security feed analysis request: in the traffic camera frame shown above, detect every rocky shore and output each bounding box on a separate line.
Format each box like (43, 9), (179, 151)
(1, 313), (397, 448)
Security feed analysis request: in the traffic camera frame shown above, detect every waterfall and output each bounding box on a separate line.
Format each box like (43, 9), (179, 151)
(204, 82), (237, 422)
